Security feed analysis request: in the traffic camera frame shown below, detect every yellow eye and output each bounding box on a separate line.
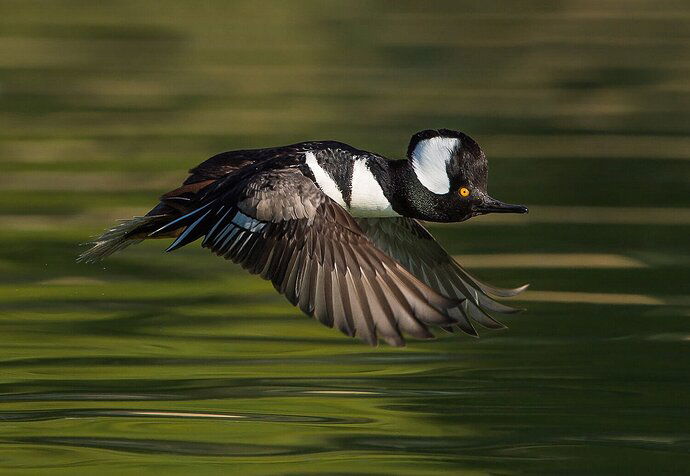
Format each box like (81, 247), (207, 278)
(459, 187), (470, 197)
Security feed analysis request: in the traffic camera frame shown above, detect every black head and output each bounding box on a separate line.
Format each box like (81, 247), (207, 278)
(399, 129), (528, 222)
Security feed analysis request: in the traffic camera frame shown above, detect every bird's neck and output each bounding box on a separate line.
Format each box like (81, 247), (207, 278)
(387, 159), (428, 217)
(387, 159), (451, 222)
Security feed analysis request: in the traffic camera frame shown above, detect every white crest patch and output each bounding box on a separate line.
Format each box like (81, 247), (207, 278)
(304, 151), (346, 208)
(410, 136), (459, 194)
(349, 159), (400, 217)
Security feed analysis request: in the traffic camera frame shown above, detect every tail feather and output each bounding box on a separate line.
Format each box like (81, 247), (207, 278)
(77, 215), (165, 263)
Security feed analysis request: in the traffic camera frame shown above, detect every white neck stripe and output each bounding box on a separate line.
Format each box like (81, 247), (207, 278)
(304, 151), (347, 208)
(348, 158), (400, 217)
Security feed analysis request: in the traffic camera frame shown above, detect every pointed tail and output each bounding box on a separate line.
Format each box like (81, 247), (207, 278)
(77, 215), (168, 263)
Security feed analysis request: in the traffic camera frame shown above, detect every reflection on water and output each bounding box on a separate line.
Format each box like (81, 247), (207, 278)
(1, 0), (689, 474)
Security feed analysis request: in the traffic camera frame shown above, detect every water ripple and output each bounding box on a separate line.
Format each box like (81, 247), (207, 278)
(8, 436), (321, 457)
(0, 408), (372, 424)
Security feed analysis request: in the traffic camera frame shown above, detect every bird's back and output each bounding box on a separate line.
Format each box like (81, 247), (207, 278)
(183, 140), (362, 185)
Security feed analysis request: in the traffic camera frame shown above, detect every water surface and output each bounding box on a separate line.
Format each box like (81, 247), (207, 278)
(1, 1), (689, 474)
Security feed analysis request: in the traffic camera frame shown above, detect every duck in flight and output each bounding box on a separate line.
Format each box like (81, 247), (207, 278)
(79, 129), (528, 346)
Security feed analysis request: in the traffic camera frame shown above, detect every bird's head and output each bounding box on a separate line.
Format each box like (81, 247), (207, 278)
(403, 129), (528, 222)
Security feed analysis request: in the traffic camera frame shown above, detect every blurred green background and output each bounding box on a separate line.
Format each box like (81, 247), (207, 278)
(1, 0), (689, 474)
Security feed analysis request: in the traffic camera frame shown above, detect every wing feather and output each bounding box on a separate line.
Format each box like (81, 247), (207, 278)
(150, 168), (469, 346)
(356, 217), (528, 333)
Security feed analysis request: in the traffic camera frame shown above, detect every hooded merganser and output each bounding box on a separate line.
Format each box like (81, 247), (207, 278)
(79, 129), (528, 346)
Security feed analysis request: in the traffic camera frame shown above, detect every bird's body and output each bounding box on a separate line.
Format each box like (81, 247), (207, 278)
(79, 129), (528, 346)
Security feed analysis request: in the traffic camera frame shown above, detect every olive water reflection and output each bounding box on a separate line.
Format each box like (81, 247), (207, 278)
(1, 0), (690, 474)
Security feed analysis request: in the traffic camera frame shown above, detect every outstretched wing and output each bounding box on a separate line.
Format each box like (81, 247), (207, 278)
(355, 217), (528, 333)
(150, 168), (469, 346)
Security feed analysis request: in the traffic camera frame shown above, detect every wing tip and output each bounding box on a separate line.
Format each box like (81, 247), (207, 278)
(513, 283), (530, 295)
(164, 242), (182, 253)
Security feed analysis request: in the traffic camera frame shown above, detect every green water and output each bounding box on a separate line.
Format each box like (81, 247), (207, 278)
(1, 1), (690, 474)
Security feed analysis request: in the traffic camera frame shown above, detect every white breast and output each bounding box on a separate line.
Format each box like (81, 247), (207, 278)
(304, 151), (347, 208)
(348, 159), (400, 217)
